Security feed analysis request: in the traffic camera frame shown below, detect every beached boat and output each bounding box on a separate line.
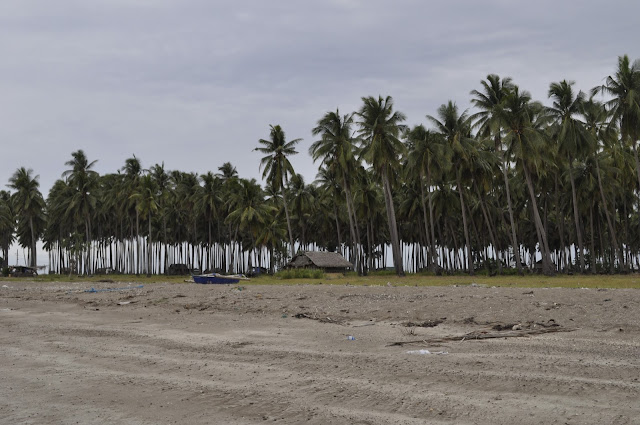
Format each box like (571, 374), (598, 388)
(192, 273), (248, 284)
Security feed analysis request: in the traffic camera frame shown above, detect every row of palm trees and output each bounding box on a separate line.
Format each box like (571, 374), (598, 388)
(2, 55), (639, 276)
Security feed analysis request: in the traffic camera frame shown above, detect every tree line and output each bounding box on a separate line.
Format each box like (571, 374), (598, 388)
(1, 55), (639, 277)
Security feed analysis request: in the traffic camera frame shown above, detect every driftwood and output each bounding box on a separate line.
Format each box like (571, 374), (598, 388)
(388, 326), (576, 347)
(294, 312), (343, 324)
(403, 318), (445, 328)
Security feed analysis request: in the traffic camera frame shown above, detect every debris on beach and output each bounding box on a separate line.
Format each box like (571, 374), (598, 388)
(403, 318), (446, 328)
(406, 349), (448, 355)
(84, 285), (144, 293)
(389, 320), (574, 346)
(294, 312), (343, 324)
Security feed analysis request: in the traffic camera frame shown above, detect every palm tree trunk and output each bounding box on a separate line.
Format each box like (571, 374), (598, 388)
(554, 174), (566, 272)
(419, 170), (437, 272)
(456, 169), (473, 275)
(163, 217), (168, 274)
(29, 216), (36, 267)
(85, 217), (91, 275)
(595, 159), (620, 272)
(502, 154), (523, 274)
(427, 166), (439, 273)
(135, 210), (140, 275)
(368, 218), (375, 271)
(632, 141), (640, 195)
(341, 170), (362, 275)
(622, 197), (631, 272)
(281, 186), (295, 258)
(227, 223), (234, 273)
(589, 204), (596, 273)
(352, 207), (365, 275)
(2, 244), (8, 268)
(381, 168), (404, 276)
(366, 221), (372, 273)
(521, 161), (554, 275)
(333, 203), (342, 254)
(147, 211), (152, 277)
(207, 219), (212, 272)
(568, 155), (585, 273)
(474, 181), (501, 274)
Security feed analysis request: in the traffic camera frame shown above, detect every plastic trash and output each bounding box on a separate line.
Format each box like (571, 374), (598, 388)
(347, 335), (356, 341)
(406, 349), (448, 355)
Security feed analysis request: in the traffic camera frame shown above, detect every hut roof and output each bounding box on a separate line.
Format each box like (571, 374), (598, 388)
(290, 251), (352, 268)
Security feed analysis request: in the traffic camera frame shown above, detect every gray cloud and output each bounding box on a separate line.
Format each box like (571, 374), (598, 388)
(1, 0), (639, 197)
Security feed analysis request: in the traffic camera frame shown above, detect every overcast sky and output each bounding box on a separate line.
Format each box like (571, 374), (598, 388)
(1, 0), (639, 198)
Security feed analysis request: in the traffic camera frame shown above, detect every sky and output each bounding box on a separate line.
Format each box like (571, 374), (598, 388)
(1, 0), (639, 265)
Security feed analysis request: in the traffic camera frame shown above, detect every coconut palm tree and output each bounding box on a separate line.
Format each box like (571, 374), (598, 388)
(130, 175), (159, 276)
(256, 214), (287, 274)
(216, 164), (239, 272)
(310, 109), (364, 273)
(149, 163), (172, 273)
(173, 171), (200, 269)
(353, 168), (384, 272)
(226, 178), (272, 271)
(42, 180), (70, 273)
(62, 150), (98, 274)
(0, 190), (14, 268)
(470, 74), (524, 274)
(497, 86), (555, 275)
(405, 125), (449, 272)
(593, 55), (640, 193)
(313, 165), (346, 253)
(356, 95), (407, 276)
(121, 156), (144, 274)
(100, 173), (129, 272)
(427, 101), (476, 274)
(195, 172), (222, 272)
(256, 125), (301, 259)
(581, 97), (622, 272)
(8, 167), (45, 267)
(216, 162), (238, 180)
(288, 174), (315, 250)
(548, 80), (592, 273)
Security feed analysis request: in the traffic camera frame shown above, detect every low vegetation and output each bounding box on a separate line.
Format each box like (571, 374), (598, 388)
(2, 272), (639, 289)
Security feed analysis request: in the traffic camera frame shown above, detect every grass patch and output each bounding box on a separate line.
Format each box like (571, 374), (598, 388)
(248, 273), (640, 289)
(2, 272), (639, 289)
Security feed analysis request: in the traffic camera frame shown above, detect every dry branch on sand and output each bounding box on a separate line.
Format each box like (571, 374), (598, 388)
(388, 324), (576, 346)
(293, 312), (344, 324)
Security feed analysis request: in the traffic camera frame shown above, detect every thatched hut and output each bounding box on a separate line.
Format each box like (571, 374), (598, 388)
(288, 251), (352, 273)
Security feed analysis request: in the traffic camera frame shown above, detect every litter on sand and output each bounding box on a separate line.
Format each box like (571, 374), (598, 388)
(406, 349), (448, 355)
(85, 285), (143, 293)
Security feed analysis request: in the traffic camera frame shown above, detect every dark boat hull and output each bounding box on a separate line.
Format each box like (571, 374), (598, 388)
(193, 274), (240, 284)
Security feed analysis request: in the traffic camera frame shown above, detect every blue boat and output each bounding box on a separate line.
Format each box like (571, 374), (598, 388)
(192, 273), (248, 284)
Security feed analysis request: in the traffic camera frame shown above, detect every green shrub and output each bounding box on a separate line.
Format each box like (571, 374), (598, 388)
(275, 269), (324, 279)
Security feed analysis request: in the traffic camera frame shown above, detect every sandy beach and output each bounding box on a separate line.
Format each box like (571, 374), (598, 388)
(1, 280), (638, 424)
